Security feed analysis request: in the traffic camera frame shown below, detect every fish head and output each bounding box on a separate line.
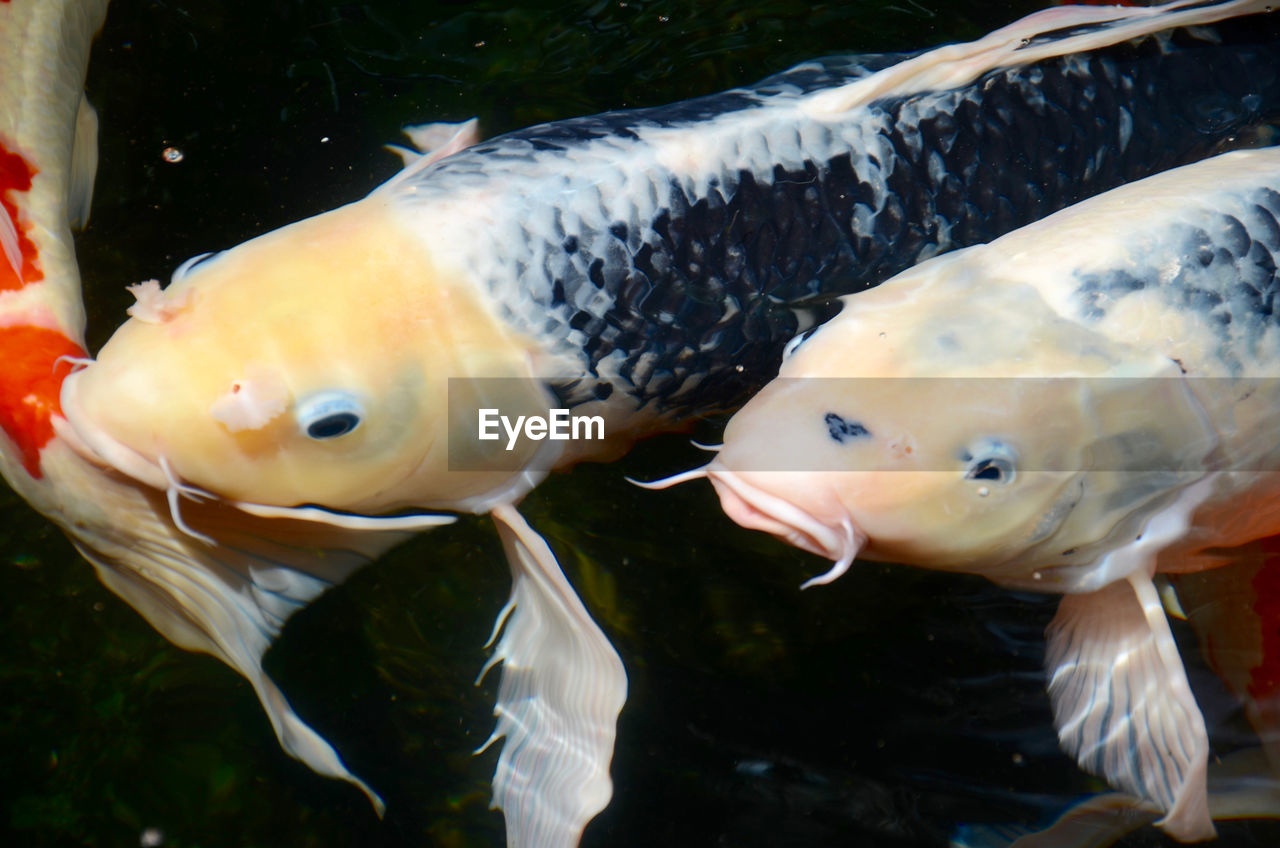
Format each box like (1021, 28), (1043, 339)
(59, 199), (553, 515)
(709, 255), (1215, 577)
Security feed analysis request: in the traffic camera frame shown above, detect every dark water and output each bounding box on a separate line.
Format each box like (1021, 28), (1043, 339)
(2, 1), (1278, 846)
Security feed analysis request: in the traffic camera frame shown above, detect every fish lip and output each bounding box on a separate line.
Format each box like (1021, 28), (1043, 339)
(55, 369), (169, 491)
(707, 463), (865, 582)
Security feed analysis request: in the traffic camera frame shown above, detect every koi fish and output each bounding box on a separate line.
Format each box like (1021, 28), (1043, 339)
(42, 1), (1280, 845)
(670, 145), (1280, 840)
(46, 1), (1280, 846)
(0, 0), (422, 818)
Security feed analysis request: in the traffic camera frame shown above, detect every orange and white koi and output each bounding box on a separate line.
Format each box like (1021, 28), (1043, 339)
(0, 0), (404, 816)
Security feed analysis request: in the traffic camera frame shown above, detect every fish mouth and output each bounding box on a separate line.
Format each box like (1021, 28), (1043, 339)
(54, 369), (170, 491)
(707, 464), (866, 588)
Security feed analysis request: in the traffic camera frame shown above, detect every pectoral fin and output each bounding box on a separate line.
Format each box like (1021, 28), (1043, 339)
(484, 503), (627, 847)
(1045, 572), (1213, 841)
(55, 471), (414, 816)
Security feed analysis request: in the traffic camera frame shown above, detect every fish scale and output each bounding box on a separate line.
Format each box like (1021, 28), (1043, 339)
(1070, 185), (1280, 373)
(388, 17), (1280, 416)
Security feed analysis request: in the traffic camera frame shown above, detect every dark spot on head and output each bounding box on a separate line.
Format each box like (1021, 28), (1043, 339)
(825, 413), (870, 444)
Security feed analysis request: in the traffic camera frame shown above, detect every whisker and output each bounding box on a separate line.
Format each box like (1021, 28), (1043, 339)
(159, 456), (217, 502)
(158, 456), (217, 545)
(799, 517), (862, 589)
(232, 501), (456, 530)
(689, 439), (723, 452)
(626, 464), (710, 490)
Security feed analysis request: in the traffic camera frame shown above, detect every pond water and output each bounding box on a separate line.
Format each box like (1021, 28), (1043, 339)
(2, 1), (1277, 846)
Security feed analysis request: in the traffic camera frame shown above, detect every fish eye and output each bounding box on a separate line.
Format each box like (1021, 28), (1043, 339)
(963, 440), (1017, 485)
(296, 392), (364, 440)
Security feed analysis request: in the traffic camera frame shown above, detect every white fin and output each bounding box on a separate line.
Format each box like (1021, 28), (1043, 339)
(803, 0), (1272, 117)
(61, 485), (415, 816)
(67, 93), (98, 229)
(1046, 572), (1213, 841)
(385, 117), (480, 168)
(483, 503), (627, 847)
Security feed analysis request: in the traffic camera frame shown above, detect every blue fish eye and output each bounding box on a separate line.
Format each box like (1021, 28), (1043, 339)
(964, 441), (1017, 484)
(296, 393), (364, 440)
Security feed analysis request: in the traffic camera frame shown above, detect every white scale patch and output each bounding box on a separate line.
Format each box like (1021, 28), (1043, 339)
(388, 83), (908, 373)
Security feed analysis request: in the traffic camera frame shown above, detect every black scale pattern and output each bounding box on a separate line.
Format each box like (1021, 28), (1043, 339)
(451, 17), (1280, 416)
(1074, 186), (1280, 374)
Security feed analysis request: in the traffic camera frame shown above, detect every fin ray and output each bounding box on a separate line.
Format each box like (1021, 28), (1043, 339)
(485, 503), (627, 847)
(1046, 572), (1213, 841)
(52, 471), (416, 816)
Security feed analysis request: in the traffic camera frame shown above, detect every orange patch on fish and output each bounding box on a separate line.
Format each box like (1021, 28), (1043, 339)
(0, 138), (43, 291)
(0, 326), (86, 477)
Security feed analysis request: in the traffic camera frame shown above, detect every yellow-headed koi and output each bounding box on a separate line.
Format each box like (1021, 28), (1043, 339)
(0, 0), (408, 816)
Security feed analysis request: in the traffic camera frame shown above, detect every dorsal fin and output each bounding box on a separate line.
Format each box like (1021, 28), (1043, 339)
(802, 0), (1272, 117)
